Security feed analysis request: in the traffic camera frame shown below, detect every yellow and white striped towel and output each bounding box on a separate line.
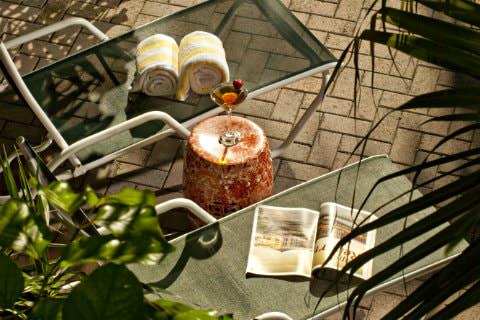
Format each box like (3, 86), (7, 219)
(176, 31), (229, 101)
(132, 34), (179, 96)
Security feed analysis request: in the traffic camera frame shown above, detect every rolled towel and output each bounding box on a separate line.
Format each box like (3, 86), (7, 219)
(132, 34), (179, 96)
(177, 31), (229, 101)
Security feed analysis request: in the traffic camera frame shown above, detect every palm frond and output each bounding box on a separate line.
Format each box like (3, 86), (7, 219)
(324, 2), (480, 318)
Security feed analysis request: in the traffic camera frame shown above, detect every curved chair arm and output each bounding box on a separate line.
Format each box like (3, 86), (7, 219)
(3, 17), (108, 49)
(47, 111), (191, 175)
(96, 198), (216, 235)
(0, 18), (108, 169)
(271, 69), (331, 158)
(254, 312), (294, 320)
(154, 198), (216, 225)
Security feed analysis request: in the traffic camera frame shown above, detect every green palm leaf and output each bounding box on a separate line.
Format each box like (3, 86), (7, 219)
(63, 264), (144, 320)
(325, 1), (480, 319)
(379, 7), (480, 55)
(383, 240), (480, 319)
(335, 190), (479, 280)
(429, 279), (480, 319)
(402, 254), (480, 319)
(424, 113), (480, 122)
(415, 0), (480, 26)
(346, 212), (478, 316)
(397, 87), (480, 111)
(323, 170), (480, 258)
(360, 30), (480, 79)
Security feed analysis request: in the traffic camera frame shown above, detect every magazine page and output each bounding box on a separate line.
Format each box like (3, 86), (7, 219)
(246, 205), (319, 278)
(312, 203), (377, 280)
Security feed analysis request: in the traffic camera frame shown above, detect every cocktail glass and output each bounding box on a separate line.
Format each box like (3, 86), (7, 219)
(210, 82), (248, 147)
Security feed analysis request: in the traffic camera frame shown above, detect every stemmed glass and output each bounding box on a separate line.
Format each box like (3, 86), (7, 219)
(210, 81), (248, 147)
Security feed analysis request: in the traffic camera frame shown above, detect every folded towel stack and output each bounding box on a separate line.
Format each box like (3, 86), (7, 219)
(132, 34), (179, 96)
(176, 31), (229, 101)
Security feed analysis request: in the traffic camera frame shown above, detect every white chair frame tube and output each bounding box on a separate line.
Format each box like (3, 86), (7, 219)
(3, 17), (108, 50)
(0, 17), (109, 168)
(154, 198), (216, 224)
(271, 70), (331, 158)
(47, 111), (191, 175)
(0, 43), (79, 166)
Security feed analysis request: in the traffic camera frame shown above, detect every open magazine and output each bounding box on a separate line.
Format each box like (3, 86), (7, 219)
(246, 203), (377, 280)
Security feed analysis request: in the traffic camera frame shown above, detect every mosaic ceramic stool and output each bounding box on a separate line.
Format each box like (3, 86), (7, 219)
(184, 115), (273, 220)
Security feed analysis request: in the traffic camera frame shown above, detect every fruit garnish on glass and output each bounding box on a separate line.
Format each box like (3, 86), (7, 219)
(210, 80), (248, 147)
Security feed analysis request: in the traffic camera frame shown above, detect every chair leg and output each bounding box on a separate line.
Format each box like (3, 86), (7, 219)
(271, 70), (331, 158)
(0, 136), (57, 203)
(0, 137), (53, 174)
(0, 43), (83, 169)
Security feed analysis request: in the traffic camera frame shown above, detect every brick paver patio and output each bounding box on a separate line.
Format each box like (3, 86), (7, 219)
(0, 0), (478, 318)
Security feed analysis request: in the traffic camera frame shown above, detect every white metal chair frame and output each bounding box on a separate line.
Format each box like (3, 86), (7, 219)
(0, 17), (335, 180)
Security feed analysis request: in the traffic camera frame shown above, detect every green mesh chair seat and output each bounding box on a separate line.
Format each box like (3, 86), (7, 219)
(20, 0), (336, 163)
(128, 155), (467, 319)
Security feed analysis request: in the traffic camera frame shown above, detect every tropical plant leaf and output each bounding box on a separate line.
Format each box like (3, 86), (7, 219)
(361, 147), (480, 207)
(378, 7), (480, 55)
(17, 155), (33, 206)
(397, 87), (480, 111)
(95, 204), (167, 240)
(328, 0), (480, 319)
(429, 279), (480, 320)
(35, 193), (50, 227)
(345, 212), (478, 317)
(348, 147), (480, 226)
(29, 298), (63, 320)
(0, 199), (50, 259)
(60, 204), (173, 267)
(147, 299), (233, 320)
(403, 260), (480, 319)
(60, 234), (172, 267)
(1, 147), (19, 199)
(39, 182), (88, 215)
(428, 124), (480, 156)
(324, 169), (480, 261)
(63, 264), (144, 320)
(415, 0), (480, 26)
(84, 185), (99, 207)
(0, 253), (24, 309)
(366, 158), (480, 227)
(424, 113), (480, 122)
(343, 200), (480, 296)
(333, 191), (480, 281)
(383, 240), (480, 319)
(360, 30), (480, 79)
(102, 188), (156, 207)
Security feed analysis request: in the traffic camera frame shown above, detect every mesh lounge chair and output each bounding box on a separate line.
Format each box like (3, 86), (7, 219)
(0, 0), (337, 180)
(11, 137), (468, 318)
(128, 155), (468, 319)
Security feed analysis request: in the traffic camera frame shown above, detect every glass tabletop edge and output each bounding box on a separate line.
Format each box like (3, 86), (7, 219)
(256, 0), (337, 63)
(22, 0), (338, 81)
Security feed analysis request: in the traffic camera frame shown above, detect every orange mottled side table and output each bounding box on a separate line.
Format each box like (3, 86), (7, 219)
(183, 115), (273, 219)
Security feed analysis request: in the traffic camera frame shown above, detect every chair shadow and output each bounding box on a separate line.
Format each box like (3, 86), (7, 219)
(309, 269), (362, 298)
(151, 222), (224, 288)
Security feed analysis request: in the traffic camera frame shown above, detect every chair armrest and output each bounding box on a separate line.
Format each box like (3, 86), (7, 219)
(95, 198), (216, 235)
(155, 198), (217, 225)
(254, 312), (293, 320)
(3, 17), (108, 50)
(47, 111), (191, 174)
